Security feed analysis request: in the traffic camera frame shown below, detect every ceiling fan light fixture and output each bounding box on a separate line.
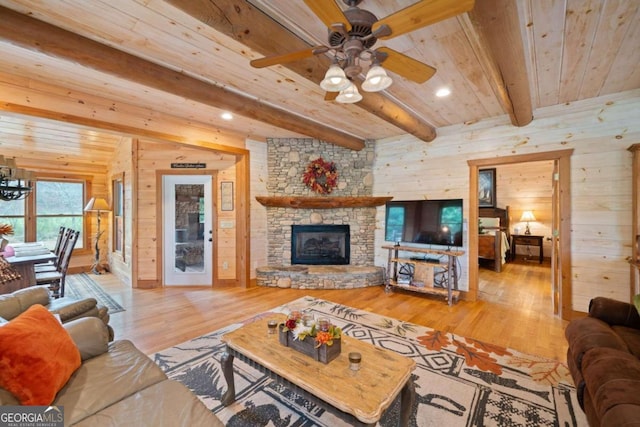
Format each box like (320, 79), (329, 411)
(320, 64), (351, 92)
(335, 82), (362, 103)
(361, 65), (392, 92)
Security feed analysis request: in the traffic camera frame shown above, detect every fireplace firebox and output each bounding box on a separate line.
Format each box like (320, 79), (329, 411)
(291, 225), (350, 265)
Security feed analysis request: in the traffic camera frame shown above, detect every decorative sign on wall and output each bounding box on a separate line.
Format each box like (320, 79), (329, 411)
(171, 163), (206, 169)
(221, 181), (234, 211)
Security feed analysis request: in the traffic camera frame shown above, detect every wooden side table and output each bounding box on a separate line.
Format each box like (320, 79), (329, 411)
(510, 235), (544, 263)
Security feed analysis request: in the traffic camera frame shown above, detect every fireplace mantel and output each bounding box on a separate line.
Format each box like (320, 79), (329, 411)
(255, 196), (392, 209)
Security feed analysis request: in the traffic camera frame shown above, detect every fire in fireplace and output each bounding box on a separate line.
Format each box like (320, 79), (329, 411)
(291, 225), (350, 265)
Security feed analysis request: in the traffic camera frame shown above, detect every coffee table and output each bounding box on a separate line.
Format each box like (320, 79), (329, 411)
(220, 315), (416, 426)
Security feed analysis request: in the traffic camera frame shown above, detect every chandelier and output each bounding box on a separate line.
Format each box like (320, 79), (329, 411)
(0, 156), (34, 201)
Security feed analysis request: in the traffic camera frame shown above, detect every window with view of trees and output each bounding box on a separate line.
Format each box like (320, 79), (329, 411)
(0, 199), (25, 243)
(0, 178), (87, 250)
(36, 180), (85, 249)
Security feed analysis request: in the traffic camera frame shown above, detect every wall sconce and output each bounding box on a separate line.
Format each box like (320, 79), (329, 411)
(0, 156), (35, 201)
(520, 211), (536, 235)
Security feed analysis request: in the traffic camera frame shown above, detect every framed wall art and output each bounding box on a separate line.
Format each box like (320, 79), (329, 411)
(479, 168), (496, 208)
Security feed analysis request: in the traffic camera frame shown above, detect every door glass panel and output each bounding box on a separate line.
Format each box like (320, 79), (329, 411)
(174, 184), (205, 273)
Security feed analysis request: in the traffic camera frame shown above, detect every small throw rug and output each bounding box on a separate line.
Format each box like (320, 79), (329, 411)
(153, 297), (586, 426)
(65, 273), (125, 314)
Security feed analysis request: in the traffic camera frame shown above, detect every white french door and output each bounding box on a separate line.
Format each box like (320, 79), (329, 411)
(162, 175), (213, 286)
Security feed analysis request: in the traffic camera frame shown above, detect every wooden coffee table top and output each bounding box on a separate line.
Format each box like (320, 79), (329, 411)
(222, 314), (416, 424)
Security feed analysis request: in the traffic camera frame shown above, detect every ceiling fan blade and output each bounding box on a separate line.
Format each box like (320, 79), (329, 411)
(250, 46), (327, 68)
(376, 47), (436, 84)
(303, 0), (351, 31)
(324, 91), (339, 101)
(372, 0), (475, 40)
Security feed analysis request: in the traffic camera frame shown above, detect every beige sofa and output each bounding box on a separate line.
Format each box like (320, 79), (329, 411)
(0, 316), (223, 426)
(0, 285), (114, 340)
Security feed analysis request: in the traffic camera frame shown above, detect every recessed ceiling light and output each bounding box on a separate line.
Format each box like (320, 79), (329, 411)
(221, 112), (233, 120)
(436, 87), (451, 97)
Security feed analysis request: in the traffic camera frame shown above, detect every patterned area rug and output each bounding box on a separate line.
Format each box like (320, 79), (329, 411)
(65, 273), (125, 314)
(153, 296), (586, 426)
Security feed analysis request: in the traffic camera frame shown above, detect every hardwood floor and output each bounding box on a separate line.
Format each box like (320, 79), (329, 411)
(90, 258), (569, 362)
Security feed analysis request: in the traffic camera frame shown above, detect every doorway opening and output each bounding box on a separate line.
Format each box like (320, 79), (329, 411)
(468, 149), (573, 320)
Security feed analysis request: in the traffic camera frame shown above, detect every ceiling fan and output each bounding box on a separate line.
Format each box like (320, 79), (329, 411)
(250, 0), (475, 103)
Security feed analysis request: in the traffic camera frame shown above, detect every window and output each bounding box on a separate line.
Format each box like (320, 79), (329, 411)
(112, 174), (124, 259)
(0, 199), (25, 243)
(0, 177), (88, 250)
(35, 180), (85, 249)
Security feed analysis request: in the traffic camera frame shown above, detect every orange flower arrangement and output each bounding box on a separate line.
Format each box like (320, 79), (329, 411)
(0, 224), (14, 236)
(282, 311), (341, 348)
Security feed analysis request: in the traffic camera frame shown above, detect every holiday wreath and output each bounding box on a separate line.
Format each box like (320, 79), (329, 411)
(302, 157), (338, 194)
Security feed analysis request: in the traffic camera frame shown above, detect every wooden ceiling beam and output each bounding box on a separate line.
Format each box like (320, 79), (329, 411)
(468, 0), (533, 127)
(0, 6), (365, 151)
(164, 0), (437, 142)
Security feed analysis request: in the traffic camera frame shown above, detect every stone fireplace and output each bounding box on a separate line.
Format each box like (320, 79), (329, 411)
(291, 224), (350, 265)
(256, 138), (385, 289)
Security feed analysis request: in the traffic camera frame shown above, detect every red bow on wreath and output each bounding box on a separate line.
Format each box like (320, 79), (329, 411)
(302, 158), (338, 195)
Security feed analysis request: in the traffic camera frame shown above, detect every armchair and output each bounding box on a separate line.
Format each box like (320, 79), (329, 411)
(0, 285), (113, 340)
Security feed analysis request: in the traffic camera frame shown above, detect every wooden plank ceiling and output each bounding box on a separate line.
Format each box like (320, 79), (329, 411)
(0, 0), (638, 169)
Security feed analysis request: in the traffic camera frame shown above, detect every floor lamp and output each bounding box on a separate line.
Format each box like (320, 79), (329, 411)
(84, 197), (111, 275)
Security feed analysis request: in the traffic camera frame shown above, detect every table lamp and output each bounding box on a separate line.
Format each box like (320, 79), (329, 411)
(84, 197), (111, 274)
(520, 211), (536, 235)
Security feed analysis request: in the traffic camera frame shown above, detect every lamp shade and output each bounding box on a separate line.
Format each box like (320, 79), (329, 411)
(520, 211), (536, 222)
(319, 64), (350, 92)
(84, 197), (111, 212)
(361, 65), (393, 92)
(335, 82), (363, 104)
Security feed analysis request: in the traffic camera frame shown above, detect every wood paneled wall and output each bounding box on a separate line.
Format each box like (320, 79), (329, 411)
(372, 91), (639, 312)
(248, 139), (268, 280)
(135, 139), (237, 287)
(106, 137), (134, 285)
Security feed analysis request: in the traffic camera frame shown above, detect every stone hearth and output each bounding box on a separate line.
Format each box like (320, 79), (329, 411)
(256, 265), (384, 289)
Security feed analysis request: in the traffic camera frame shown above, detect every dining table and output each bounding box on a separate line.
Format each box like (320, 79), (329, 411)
(1, 243), (57, 295)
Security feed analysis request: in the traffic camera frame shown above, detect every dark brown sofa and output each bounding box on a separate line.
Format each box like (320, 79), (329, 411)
(565, 297), (640, 426)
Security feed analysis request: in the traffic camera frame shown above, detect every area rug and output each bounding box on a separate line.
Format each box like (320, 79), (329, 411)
(65, 273), (125, 314)
(153, 296), (586, 426)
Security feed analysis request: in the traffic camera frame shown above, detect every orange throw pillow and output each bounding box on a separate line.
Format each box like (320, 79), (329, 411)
(0, 304), (81, 405)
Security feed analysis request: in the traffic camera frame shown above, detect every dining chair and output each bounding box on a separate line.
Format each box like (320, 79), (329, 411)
(34, 226), (69, 273)
(35, 229), (79, 298)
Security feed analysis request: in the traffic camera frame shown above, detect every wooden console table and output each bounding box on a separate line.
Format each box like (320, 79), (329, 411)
(510, 235), (544, 263)
(382, 245), (464, 305)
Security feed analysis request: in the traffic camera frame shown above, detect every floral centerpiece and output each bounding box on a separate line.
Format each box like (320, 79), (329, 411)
(282, 310), (341, 347)
(279, 310), (342, 363)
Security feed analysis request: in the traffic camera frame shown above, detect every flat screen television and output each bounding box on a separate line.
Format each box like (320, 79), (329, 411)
(384, 199), (463, 247)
